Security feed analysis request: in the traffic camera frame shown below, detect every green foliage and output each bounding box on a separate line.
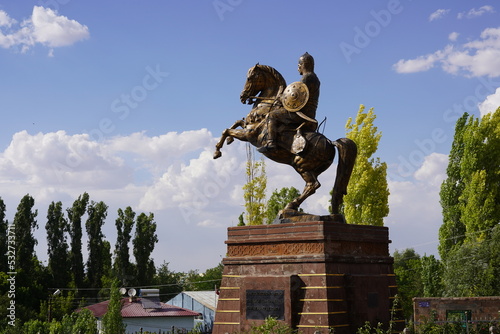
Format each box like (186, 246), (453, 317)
(266, 187), (301, 223)
(0, 198), (8, 273)
(73, 309), (99, 334)
(439, 109), (500, 256)
(154, 261), (184, 300)
(14, 194), (38, 275)
(393, 249), (422, 319)
(21, 319), (49, 334)
(86, 200), (110, 297)
(179, 262), (223, 292)
(243, 146), (267, 225)
(133, 212), (158, 285)
(46, 201), (71, 290)
(341, 105), (389, 226)
(439, 108), (500, 296)
(67, 193), (89, 291)
(420, 255), (443, 297)
(114, 207), (136, 286)
(101, 280), (126, 334)
(246, 316), (297, 334)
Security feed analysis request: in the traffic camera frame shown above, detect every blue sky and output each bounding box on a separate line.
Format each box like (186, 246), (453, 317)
(1, 1), (499, 273)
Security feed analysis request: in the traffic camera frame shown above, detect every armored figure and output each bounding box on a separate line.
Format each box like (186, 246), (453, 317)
(258, 52), (320, 153)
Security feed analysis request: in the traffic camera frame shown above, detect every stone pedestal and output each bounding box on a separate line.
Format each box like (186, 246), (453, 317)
(213, 219), (404, 334)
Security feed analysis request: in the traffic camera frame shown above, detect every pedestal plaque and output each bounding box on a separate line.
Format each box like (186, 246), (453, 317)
(212, 219), (404, 334)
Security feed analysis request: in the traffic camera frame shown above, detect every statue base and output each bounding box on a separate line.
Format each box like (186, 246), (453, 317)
(212, 219), (404, 334)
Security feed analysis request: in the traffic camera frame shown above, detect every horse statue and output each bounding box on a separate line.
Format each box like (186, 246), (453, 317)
(213, 64), (357, 217)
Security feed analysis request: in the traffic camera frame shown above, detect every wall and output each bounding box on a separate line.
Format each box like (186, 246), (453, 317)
(413, 297), (500, 323)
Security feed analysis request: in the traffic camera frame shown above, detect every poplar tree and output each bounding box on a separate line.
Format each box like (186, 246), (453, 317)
(439, 109), (500, 258)
(86, 200), (110, 296)
(113, 207), (135, 286)
(67, 193), (89, 290)
(243, 145), (267, 225)
(0, 197), (8, 272)
(14, 194), (38, 275)
(338, 105), (389, 225)
(439, 108), (500, 296)
(46, 201), (71, 289)
(101, 280), (126, 334)
(133, 212), (158, 285)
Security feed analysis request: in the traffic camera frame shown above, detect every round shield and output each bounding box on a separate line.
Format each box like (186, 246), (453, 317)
(281, 81), (309, 112)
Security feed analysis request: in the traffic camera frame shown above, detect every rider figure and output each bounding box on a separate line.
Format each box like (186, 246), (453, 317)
(258, 52), (320, 153)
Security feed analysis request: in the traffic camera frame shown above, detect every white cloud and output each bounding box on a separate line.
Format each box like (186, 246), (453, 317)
(0, 10), (16, 27)
(448, 32), (459, 42)
(386, 152), (448, 255)
(392, 45), (453, 74)
(393, 27), (500, 77)
(458, 5), (495, 19)
(478, 87), (500, 116)
(0, 130), (130, 188)
(429, 9), (450, 22)
(0, 129), (452, 270)
(0, 6), (88, 55)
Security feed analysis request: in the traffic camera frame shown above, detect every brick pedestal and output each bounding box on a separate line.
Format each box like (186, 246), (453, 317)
(213, 220), (404, 334)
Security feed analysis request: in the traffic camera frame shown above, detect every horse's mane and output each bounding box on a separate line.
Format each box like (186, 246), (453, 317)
(256, 64), (287, 88)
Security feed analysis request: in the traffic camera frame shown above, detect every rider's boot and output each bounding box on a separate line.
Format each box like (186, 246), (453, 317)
(257, 119), (277, 153)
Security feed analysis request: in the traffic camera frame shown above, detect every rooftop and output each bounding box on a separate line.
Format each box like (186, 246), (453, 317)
(181, 291), (218, 311)
(84, 298), (201, 318)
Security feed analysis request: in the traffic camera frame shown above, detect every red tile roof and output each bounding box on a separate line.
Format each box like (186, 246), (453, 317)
(84, 298), (200, 318)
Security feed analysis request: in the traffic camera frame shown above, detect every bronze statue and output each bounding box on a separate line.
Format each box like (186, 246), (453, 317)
(213, 54), (357, 216)
(258, 52), (320, 153)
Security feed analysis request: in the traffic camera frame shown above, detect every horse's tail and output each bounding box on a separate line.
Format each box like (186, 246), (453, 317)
(331, 138), (357, 214)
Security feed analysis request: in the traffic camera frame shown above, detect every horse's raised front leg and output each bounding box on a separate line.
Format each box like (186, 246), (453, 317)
(213, 119), (245, 159)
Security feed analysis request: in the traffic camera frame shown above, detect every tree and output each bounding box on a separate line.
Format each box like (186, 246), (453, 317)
(14, 194), (38, 275)
(46, 201), (71, 289)
(338, 105), (389, 225)
(184, 263), (224, 291)
(420, 254), (443, 297)
(73, 308), (99, 334)
(113, 207), (136, 286)
(12, 194), (48, 322)
(154, 262), (183, 301)
(393, 248), (422, 319)
(133, 212), (158, 285)
(243, 145), (267, 225)
(67, 193), (89, 290)
(101, 280), (126, 334)
(266, 187), (301, 223)
(0, 197), (8, 273)
(439, 109), (500, 258)
(86, 200), (110, 297)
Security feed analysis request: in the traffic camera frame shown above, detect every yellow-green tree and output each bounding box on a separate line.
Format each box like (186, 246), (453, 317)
(340, 105), (389, 225)
(243, 145), (267, 225)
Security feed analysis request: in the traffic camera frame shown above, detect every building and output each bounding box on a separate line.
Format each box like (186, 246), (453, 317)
(167, 291), (218, 332)
(413, 297), (500, 324)
(84, 297), (200, 334)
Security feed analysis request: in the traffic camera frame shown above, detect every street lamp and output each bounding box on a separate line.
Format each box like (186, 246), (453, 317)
(48, 289), (62, 322)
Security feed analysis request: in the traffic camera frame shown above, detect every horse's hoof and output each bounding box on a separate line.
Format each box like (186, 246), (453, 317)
(226, 137), (234, 145)
(213, 151), (222, 159)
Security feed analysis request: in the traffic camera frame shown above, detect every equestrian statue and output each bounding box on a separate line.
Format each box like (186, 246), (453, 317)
(213, 53), (357, 219)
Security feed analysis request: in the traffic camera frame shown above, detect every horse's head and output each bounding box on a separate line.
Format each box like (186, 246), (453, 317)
(240, 64), (264, 104)
(240, 64), (286, 105)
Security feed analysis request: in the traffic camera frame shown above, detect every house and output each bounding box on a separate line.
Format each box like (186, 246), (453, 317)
(84, 297), (200, 334)
(167, 291), (218, 332)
